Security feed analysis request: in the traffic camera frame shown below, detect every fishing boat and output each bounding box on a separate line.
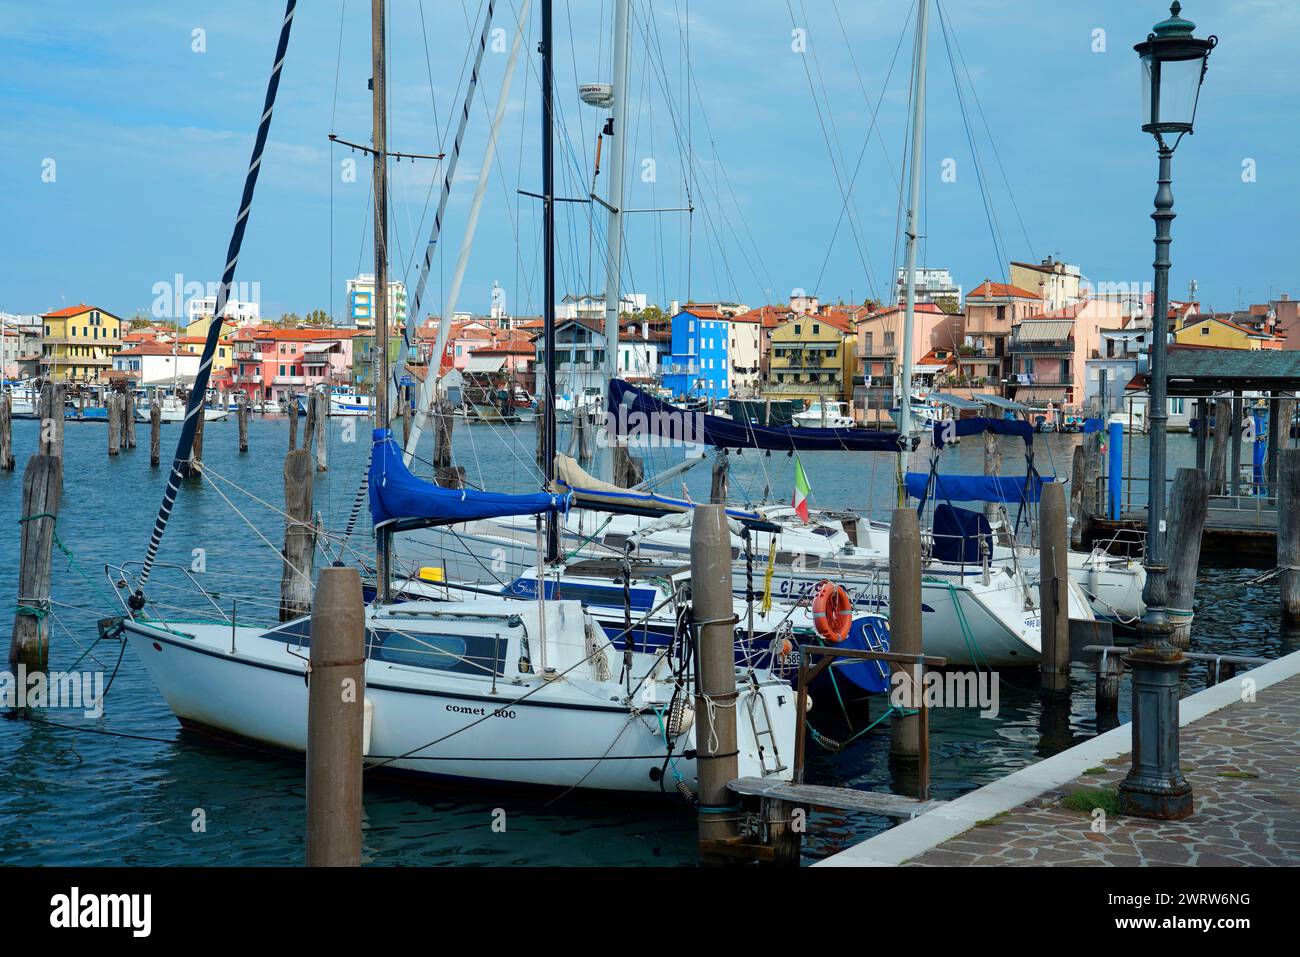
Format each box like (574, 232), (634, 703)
(294, 386), (372, 417)
(110, 0), (796, 795)
(792, 400), (855, 429)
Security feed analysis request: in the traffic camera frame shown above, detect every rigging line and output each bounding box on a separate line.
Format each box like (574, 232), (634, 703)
(393, 0), (499, 424)
(939, 0), (1035, 261)
(135, 0), (299, 591)
(782, 0), (879, 304)
(813, 0), (915, 300)
(798, 0), (881, 302)
(936, 1), (1009, 284)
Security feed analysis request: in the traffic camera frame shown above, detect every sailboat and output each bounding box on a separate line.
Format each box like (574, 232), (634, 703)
(109, 0), (796, 794)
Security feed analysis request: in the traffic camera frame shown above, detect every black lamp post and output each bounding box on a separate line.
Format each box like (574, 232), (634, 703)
(1120, 2), (1216, 821)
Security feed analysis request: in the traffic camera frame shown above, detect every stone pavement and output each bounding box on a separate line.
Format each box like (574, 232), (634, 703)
(904, 673), (1300, 866)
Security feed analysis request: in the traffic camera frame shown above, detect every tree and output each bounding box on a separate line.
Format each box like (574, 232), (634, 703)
(278, 312), (302, 328)
(933, 295), (960, 315)
(303, 309), (330, 326)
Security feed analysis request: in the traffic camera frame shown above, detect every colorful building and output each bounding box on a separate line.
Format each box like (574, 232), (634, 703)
(230, 326), (359, 403)
(662, 306), (730, 401)
(761, 313), (854, 405)
(1173, 315), (1284, 351)
(958, 281), (1045, 389)
(40, 304), (123, 383)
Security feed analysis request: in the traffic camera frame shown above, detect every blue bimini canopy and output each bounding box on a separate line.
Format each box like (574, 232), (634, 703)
(931, 416), (1034, 449)
(369, 429), (568, 530)
(904, 471), (1049, 504)
(607, 378), (907, 453)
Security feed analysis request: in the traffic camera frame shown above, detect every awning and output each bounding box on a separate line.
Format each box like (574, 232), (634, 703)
(923, 392), (985, 412)
(1014, 386), (1070, 404)
(464, 354), (507, 374)
(978, 394), (1031, 413)
(302, 342), (338, 354)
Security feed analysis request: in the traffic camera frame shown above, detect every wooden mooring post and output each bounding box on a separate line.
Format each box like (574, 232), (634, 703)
(9, 383), (64, 672)
(432, 397), (464, 488)
(0, 393), (13, 471)
(888, 507), (925, 791)
(305, 565), (365, 867)
(279, 448), (315, 622)
(691, 503), (740, 860)
(1039, 481), (1070, 692)
(238, 396), (250, 453)
(106, 394), (121, 456)
(1208, 396), (1231, 495)
(313, 391), (328, 472)
(1166, 467), (1210, 649)
(613, 442), (643, 488)
(149, 398), (162, 467)
(1279, 448), (1300, 627)
(288, 399), (299, 450)
(710, 450), (729, 503)
(123, 390), (136, 449)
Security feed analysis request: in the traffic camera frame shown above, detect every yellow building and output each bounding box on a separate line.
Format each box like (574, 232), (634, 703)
(183, 316), (243, 376)
(40, 304), (123, 383)
(1173, 316), (1282, 351)
(761, 314), (855, 405)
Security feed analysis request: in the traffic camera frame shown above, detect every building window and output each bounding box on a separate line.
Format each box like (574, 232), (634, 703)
(1200, 326), (1210, 336)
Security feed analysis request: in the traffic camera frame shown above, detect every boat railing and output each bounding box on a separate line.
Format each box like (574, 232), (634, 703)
(104, 560), (233, 627)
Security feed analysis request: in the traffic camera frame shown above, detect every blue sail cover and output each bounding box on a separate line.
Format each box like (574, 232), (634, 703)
(904, 471), (1049, 504)
(607, 379), (906, 452)
(931, 416), (1034, 449)
(368, 429), (568, 526)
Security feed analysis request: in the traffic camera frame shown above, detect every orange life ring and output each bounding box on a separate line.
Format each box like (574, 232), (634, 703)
(811, 580), (853, 643)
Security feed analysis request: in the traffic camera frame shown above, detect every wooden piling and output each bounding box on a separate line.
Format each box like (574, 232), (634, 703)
(1069, 445), (1085, 549)
(533, 396), (546, 472)
(1166, 467), (1210, 649)
(432, 397), (463, 488)
(1039, 481), (1069, 692)
(1095, 650), (1124, 726)
(1208, 396), (1230, 494)
(1229, 394), (1243, 497)
(314, 391), (328, 472)
(288, 399), (299, 449)
(238, 396), (249, 453)
(123, 391), (136, 449)
(107, 394), (121, 456)
(1279, 448), (1300, 627)
(691, 503), (739, 855)
(38, 382), (64, 457)
(710, 450), (729, 503)
(888, 508), (923, 772)
(613, 444), (643, 488)
(149, 398), (161, 467)
(305, 565), (365, 867)
(0, 394), (13, 470)
(9, 452), (62, 671)
(188, 398), (205, 478)
(983, 430), (1001, 534)
(279, 448), (315, 622)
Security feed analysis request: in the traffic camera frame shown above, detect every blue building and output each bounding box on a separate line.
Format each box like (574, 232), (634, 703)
(662, 308), (729, 400)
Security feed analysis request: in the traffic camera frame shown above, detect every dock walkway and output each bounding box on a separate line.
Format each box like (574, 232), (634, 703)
(818, 650), (1300, 867)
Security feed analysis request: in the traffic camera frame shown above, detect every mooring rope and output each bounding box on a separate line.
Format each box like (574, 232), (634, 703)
(135, 0), (298, 593)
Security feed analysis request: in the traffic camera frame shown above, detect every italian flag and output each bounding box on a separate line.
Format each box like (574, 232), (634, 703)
(792, 456), (812, 523)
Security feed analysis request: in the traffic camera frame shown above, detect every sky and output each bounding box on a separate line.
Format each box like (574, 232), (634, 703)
(1, 0), (1296, 323)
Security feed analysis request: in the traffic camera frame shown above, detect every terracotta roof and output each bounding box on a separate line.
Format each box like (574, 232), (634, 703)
(116, 342), (199, 357)
(680, 304), (728, 320)
(229, 326), (361, 341)
(42, 303), (117, 319)
(966, 281), (1042, 301)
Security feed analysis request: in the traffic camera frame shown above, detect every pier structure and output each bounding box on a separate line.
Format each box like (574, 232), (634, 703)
(817, 650), (1300, 866)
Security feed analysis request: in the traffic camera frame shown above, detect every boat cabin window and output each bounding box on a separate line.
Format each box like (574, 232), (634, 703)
(372, 629), (506, 677)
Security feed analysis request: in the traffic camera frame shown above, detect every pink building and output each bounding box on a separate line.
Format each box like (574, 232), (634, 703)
(853, 302), (964, 388)
(230, 326), (360, 403)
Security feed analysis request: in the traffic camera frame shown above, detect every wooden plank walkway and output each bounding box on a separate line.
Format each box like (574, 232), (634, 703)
(729, 777), (946, 820)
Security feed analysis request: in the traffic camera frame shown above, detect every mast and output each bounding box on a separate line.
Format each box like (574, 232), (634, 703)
(132, 0), (298, 595)
(372, 0), (392, 600)
(898, 0), (929, 496)
(541, 0), (559, 561)
(599, 0), (632, 482)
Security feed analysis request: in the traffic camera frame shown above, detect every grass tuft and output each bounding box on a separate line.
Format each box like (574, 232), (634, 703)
(1060, 787), (1123, 816)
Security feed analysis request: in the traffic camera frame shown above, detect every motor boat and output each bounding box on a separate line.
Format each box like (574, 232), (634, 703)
(792, 401), (855, 429)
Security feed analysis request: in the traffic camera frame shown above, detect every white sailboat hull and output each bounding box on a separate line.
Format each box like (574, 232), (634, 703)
(121, 600), (796, 793)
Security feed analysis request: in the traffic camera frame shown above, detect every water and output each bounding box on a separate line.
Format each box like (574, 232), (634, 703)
(0, 416), (1286, 865)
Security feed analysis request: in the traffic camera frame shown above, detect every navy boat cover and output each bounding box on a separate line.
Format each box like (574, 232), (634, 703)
(368, 429), (569, 527)
(931, 504), (993, 565)
(607, 378), (907, 452)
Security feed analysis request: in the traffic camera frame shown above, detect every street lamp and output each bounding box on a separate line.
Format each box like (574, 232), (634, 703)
(1120, 2), (1215, 821)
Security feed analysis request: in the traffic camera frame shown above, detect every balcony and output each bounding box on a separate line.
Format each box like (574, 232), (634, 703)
(233, 373), (263, 385)
(272, 375), (306, 386)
